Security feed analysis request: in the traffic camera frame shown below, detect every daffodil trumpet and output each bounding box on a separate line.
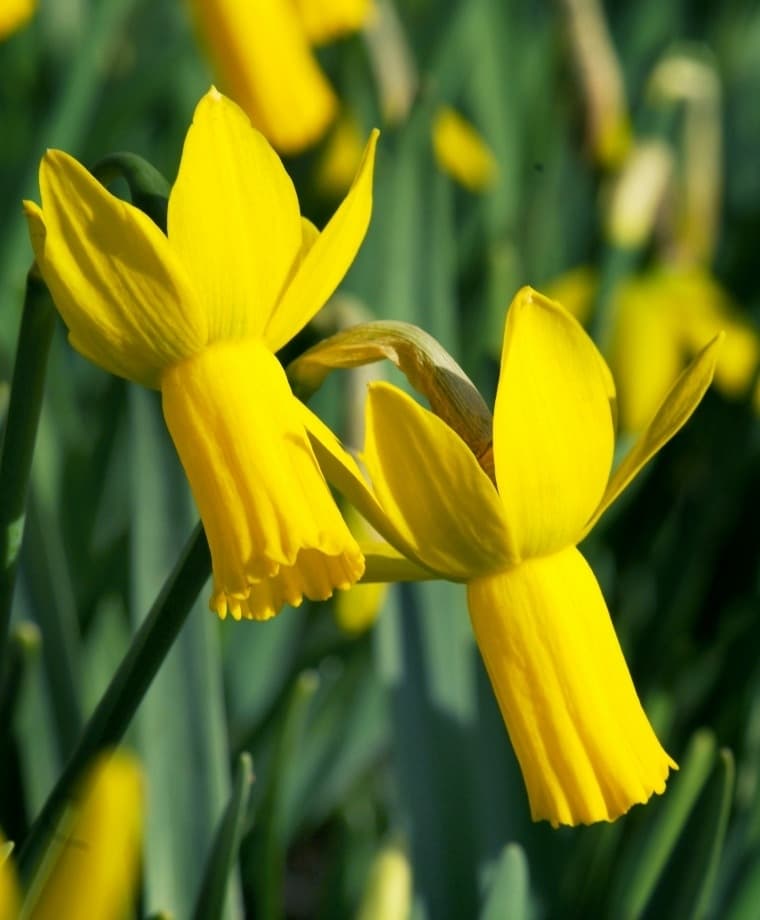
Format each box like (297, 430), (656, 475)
(300, 287), (721, 826)
(25, 88), (379, 621)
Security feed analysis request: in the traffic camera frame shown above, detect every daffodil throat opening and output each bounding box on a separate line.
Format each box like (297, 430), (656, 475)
(161, 337), (364, 621)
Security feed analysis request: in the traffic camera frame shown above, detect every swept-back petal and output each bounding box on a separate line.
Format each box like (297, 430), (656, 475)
(493, 287), (614, 558)
(188, 0), (336, 154)
(363, 383), (515, 579)
(291, 0), (371, 44)
(167, 89), (302, 341)
(25, 152), (206, 388)
(468, 547), (675, 827)
(264, 130), (378, 353)
(161, 337), (363, 621)
(585, 332), (721, 534)
(296, 398), (429, 570)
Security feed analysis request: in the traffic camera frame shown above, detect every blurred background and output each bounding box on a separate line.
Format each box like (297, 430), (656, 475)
(1, 0), (760, 917)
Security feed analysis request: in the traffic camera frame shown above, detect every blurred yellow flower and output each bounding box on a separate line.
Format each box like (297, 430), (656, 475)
(432, 107), (498, 193)
(25, 88), (378, 621)
(305, 287), (720, 826)
(317, 115), (367, 198)
(549, 264), (759, 431)
(293, 0), (373, 44)
(1, 752), (142, 920)
(188, 0), (371, 154)
(26, 752), (142, 920)
(0, 840), (20, 920)
(356, 843), (412, 920)
(0, 0), (34, 40)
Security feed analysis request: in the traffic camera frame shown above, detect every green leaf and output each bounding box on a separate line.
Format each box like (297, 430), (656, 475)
(608, 729), (718, 918)
(0, 272), (55, 678)
(193, 752), (254, 920)
(480, 844), (531, 920)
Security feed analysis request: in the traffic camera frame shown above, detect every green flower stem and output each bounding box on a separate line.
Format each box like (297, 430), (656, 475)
(192, 752), (254, 920)
(17, 522), (211, 883)
(0, 270), (56, 680)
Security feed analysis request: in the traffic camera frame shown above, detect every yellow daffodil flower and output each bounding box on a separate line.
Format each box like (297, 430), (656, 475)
(188, 0), (371, 154)
(432, 107), (499, 193)
(0, 0), (34, 40)
(2, 751), (142, 920)
(25, 88), (378, 621)
(302, 287), (720, 826)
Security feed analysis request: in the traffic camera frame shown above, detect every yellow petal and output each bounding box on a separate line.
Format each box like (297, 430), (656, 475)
(296, 399), (432, 570)
(493, 287), (614, 558)
(468, 547), (676, 827)
(359, 540), (437, 582)
(587, 332), (721, 533)
(610, 278), (684, 432)
(0, 837), (21, 920)
(363, 382), (515, 579)
(264, 130), (378, 353)
(188, 0), (337, 153)
(167, 89), (302, 341)
(25, 153), (206, 388)
(28, 751), (143, 920)
(291, 0), (372, 45)
(334, 505), (388, 634)
(161, 338), (364, 621)
(432, 106), (498, 193)
(0, 0), (34, 39)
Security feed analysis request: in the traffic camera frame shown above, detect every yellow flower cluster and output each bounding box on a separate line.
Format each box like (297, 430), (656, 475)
(24, 74), (720, 829)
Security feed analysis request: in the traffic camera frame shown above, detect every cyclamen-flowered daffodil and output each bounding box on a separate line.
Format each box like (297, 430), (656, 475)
(303, 287), (720, 826)
(25, 88), (378, 621)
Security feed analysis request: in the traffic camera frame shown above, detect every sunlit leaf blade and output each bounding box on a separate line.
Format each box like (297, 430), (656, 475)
(192, 752), (254, 920)
(480, 843), (530, 920)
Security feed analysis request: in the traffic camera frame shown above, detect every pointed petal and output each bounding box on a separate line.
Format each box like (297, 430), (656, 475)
(188, 0), (336, 153)
(493, 287), (614, 558)
(167, 89), (303, 341)
(586, 332), (722, 533)
(264, 130), (378, 353)
(26, 153), (206, 388)
(161, 338), (363, 620)
(363, 382), (515, 579)
(296, 398), (430, 570)
(468, 547), (676, 827)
